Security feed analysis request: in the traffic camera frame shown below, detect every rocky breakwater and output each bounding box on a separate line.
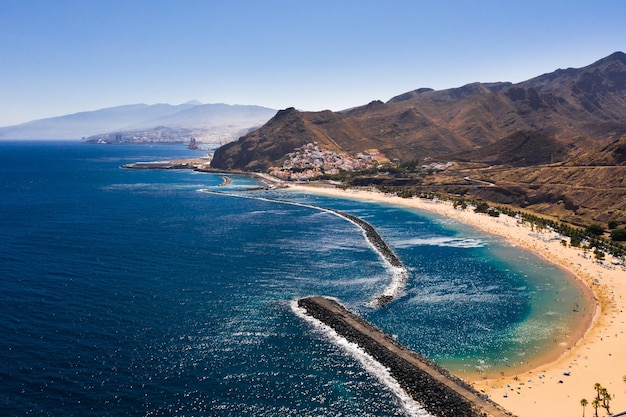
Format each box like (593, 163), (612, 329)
(298, 296), (514, 417)
(326, 209), (403, 268)
(324, 208), (406, 307)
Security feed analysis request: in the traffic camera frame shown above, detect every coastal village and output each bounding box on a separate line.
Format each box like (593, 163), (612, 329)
(269, 142), (390, 181)
(267, 141), (456, 182)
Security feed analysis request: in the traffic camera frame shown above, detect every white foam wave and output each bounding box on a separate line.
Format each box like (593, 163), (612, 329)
(377, 266), (409, 299)
(291, 300), (432, 417)
(394, 236), (485, 249)
(244, 209), (293, 217)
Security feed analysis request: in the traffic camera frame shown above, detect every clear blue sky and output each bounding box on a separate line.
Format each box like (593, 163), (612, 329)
(0, 0), (624, 126)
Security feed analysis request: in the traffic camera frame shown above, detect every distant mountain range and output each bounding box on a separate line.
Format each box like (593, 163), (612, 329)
(0, 102), (277, 142)
(211, 52), (626, 225)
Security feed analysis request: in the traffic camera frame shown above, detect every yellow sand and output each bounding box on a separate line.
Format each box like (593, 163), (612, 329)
(288, 184), (626, 417)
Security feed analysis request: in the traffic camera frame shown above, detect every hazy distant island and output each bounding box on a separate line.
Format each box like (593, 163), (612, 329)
(0, 101), (277, 143)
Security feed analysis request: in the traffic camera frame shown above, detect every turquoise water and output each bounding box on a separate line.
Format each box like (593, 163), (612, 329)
(0, 141), (586, 416)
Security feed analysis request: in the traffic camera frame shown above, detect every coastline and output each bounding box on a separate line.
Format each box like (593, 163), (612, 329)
(286, 183), (626, 417)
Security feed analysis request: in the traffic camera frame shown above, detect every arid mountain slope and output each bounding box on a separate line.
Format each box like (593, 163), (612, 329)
(449, 131), (572, 167)
(573, 134), (626, 166)
(210, 108), (362, 171)
(473, 164), (626, 224)
(212, 52), (626, 171)
(411, 135), (626, 224)
(520, 51), (626, 122)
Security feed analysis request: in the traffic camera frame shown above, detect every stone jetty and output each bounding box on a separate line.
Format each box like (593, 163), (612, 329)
(325, 208), (403, 268)
(323, 208), (407, 307)
(298, 296), (514, 417)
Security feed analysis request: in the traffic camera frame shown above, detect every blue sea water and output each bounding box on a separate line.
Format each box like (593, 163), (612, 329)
(0, 141), (587, 416)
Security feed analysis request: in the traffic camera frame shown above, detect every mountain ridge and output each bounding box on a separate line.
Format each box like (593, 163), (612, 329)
(212, 51), (626, 171)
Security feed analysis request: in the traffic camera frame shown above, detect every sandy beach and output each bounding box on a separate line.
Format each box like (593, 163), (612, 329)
(287, 184), (626, 417)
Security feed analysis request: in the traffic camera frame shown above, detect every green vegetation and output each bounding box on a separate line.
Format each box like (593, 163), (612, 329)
(585, 224), (605, 236)
(472, 201), (503, 217)
(491, 206), (625, 259)
(610, 228), (626, 241)
(452, 199), (467, 210)
(487, 208), (500, 217)
(598, 383), (612, 416)
(385, 192), (626, 260)
(398, 159), (420, 173)
(396, 189), (415, 198)
(473, 201), (490, 213)
(316, 164), (422, 182)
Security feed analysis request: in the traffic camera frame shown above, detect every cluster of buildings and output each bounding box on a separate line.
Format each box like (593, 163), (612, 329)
(86, 127), (193, 145)
(422, 161), (454, 171)
(269, 142), (389, 181)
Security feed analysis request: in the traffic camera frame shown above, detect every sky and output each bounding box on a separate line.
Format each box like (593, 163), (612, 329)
(0, 0), (624, 126)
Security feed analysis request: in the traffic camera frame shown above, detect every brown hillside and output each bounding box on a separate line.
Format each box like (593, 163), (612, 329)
(573, 134), (626, 166)
(451, 131), (572, 167)
(211, 108), (343, 171)
(212, 52), (626, 171)
(474, 164), (626, 224)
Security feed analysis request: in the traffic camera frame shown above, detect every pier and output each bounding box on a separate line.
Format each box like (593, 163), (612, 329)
(298, 296), (514, 417)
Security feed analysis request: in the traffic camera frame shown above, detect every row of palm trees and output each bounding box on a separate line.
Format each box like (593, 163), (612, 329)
(462, 198), (626, 259)
(581, 378), (626, 417)
(376, 188), (626, 259)
(502, 210), (626, 259)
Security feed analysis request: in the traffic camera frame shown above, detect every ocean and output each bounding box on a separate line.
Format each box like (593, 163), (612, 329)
(0, 141), (586, 416)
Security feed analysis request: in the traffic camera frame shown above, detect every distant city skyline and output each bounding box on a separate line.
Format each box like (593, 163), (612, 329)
(1, 0), (624, 126)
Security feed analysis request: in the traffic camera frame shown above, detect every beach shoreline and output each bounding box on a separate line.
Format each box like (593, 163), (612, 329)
(286, 183), (626, 417)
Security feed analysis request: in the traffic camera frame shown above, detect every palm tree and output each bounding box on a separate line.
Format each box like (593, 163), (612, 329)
(594, 382), (602, 399)
(600, 387), (611, 415)
(593, 383), (602, 417)
(581, 398), (588, 417)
